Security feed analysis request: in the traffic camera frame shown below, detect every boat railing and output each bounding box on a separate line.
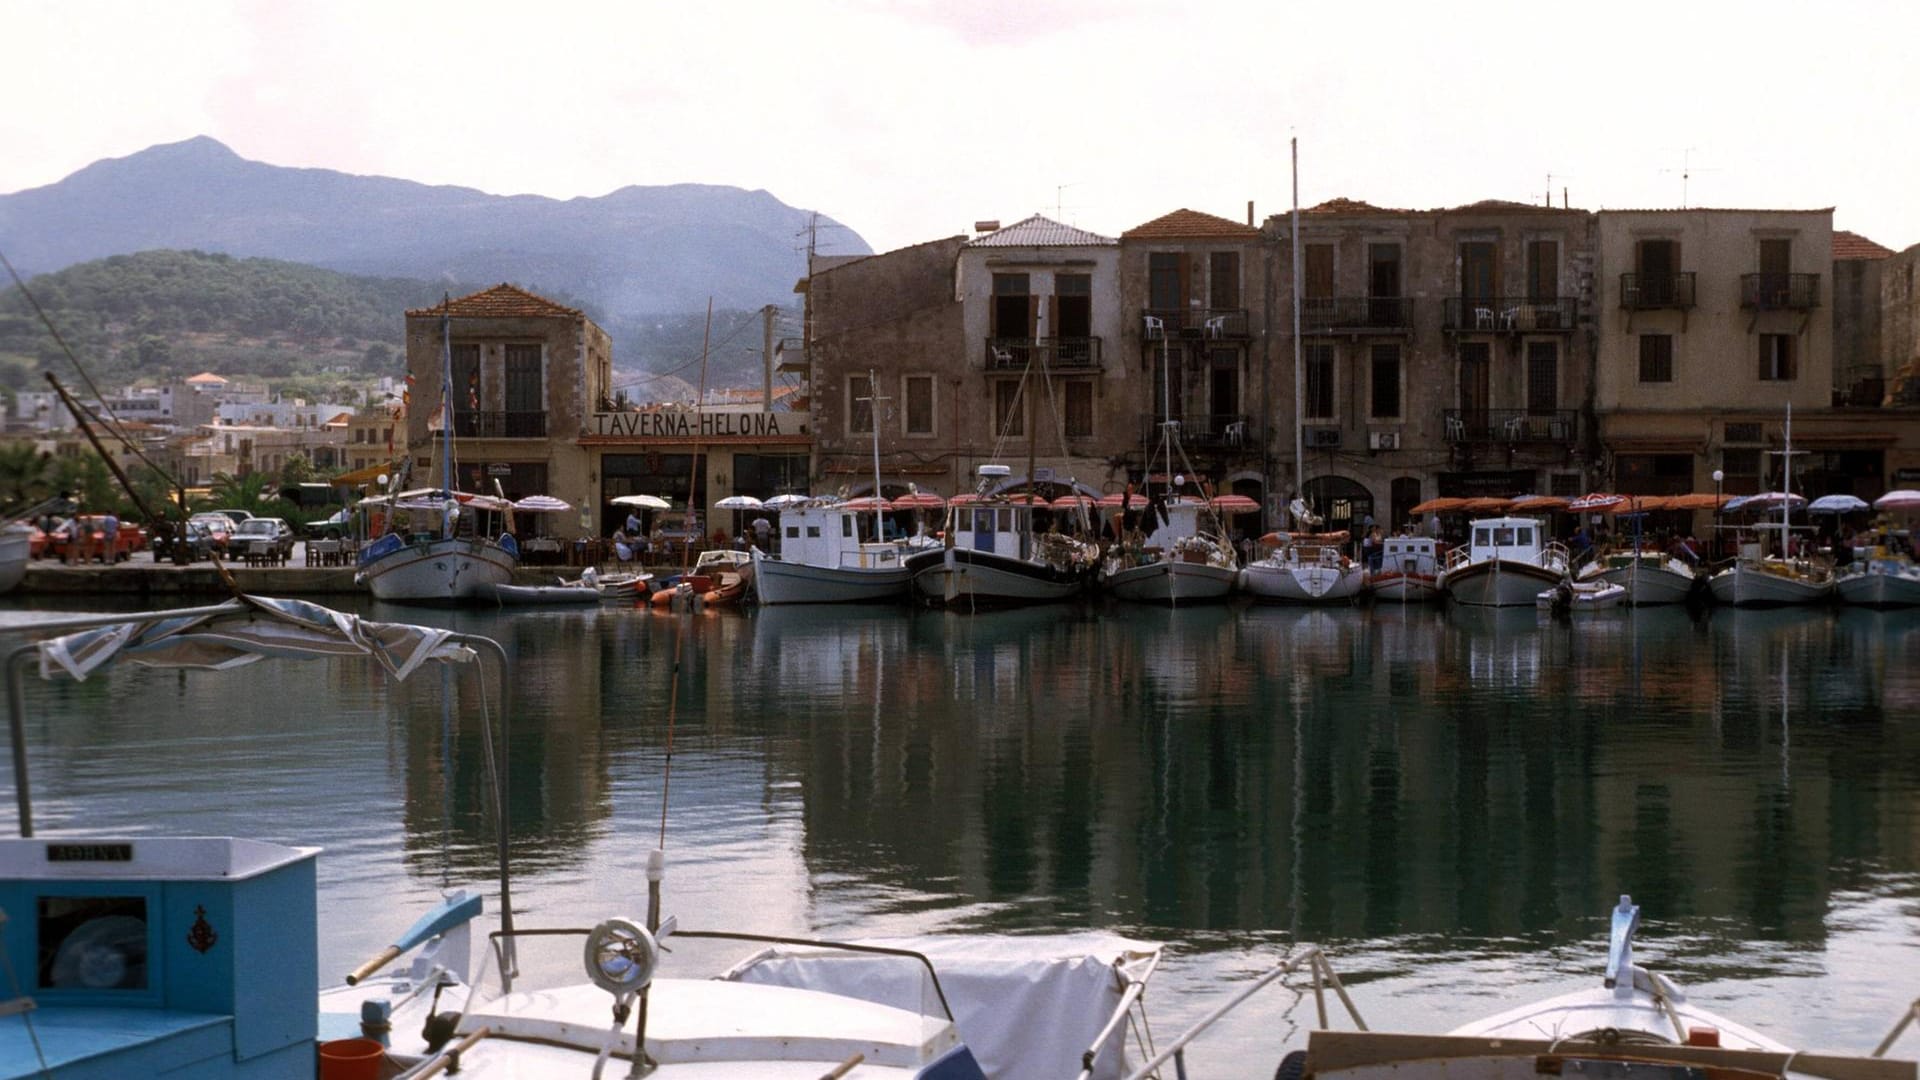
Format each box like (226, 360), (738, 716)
(1544, 539), (1573, 573)
(1442, 545), (1473, 573)
(1106, 944), (1367, 1080)
(1874, 996), (1920, 1058)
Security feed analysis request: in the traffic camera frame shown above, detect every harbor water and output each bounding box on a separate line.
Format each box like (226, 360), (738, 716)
(3, 598), (1917, 1073)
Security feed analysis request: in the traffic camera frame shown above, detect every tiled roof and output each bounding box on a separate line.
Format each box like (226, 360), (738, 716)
(1834, 230), (1895, 260)
(405, 283), (581, 319)
(1122, 209), (1259, 240)
(185, 371), (228, 384)
(968, 214), (1116, 248)
(1304, 198), (1405, 215)
(1595, 207), (1836, 215)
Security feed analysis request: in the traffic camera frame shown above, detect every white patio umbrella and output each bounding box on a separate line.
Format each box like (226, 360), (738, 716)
(512, 495), (572, 513)
(1806, 494), (1869, 514)
(715, 495), (764, 541)
(610, 494), (671, 510)
(763, 493), (810, 511)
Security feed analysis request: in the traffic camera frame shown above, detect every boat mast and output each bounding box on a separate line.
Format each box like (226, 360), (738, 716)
(861, 368), (889, 540)
(1291, 136), (1305, 516)
(439, 295), (455, 533)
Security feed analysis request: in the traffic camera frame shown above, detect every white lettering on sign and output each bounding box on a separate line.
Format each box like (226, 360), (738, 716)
(591, 411), (809, 440)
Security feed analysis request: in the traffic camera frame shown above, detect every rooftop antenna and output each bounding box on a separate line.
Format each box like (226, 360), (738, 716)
(1546, 173), (1573, 208)
(1660, 148), (1719, 209)
(1052, 181), (1084, 224)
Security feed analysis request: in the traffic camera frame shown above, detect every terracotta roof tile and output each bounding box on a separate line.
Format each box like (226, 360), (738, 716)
(1122, 208), (1259, 240)
(406, 283), (582, 319)
(1834, 230), (1895, 260)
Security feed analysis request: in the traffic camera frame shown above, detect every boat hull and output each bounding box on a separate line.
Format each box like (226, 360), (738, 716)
(1835, 564), (1920, 608)
(907, 547), (1085, 607)
(1103, 559), (1237, 604)
(1707, 561), (1833, 607)
(1593, 560), (1696, 605)
(357, 537), (517, 603)
(0, 525), (28, 594)
(1536, 581), (1627, 612)
(1366, 571), (1440, 603)
(751, 548), (911, 605)
(1241, 562), (1366, 603)
(1442, 559), (1563, 607)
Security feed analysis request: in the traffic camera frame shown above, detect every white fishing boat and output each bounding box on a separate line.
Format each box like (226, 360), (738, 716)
(1577, 550), (1699, 605)
(908, 468), (1098, 607)
(752, 497), (916, 604)
(1537, 577), (1628, 613)
(1836, 551), (1920, 608)
(353, 489), (519, 603)
(1437, 516), (1570, 607)
(1708, 408), (1835, 608)
(1101, 498), (1239, 604)
(483, 580), (600, 605)
(1366, 535), (1442, 603)
(563, 566), (656, 600)
(1241, 530), (1365, 603)
(0, 522), (28, 594)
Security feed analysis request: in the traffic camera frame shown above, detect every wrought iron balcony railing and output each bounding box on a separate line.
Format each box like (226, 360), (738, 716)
(1137, 413), (1257, 450)
(1619, 272), (1696, 310)
(1740, 273), (1820, 310)
(1141, 308), (1250, 339)
(1442, 297), (1577, 332)
(1441, 409), (1578, 445)
(1299, 296), (1414, 333)
(454, 411), (548, 438)
(984, 337), (1104, 371)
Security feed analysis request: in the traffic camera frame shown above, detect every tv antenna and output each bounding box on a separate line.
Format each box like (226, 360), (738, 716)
(1545, 172), (1573, 208)
(1053, 182), (1083, 223)
(1660, 148), (1719, 209)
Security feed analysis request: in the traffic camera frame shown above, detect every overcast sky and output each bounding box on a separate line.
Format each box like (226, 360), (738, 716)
(7, 0), (1917, 256)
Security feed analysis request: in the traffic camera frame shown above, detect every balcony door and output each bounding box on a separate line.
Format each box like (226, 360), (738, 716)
(1368, 243), (1401, 326)
(1459, 342), (1491, 422)
(1637, 239), (1678, 305)
(1459, 242), (1497, 302)
(504, 345), (542, 435)
(1210, 350), (1239, 422)
(1526, 240), (1558, 302)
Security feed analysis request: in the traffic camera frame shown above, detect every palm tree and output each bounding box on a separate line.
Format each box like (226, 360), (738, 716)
(0, 441), (55, 511)
(207, 471), (281, 517)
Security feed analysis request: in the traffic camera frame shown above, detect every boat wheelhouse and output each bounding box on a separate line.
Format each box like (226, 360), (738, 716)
(1437, 516), (1569, 607)
(907, 469), (1097, 607)
(1101, 498), (1238, 604)
(752, 498), (917, 604)
(1366, 535), (1442, 603)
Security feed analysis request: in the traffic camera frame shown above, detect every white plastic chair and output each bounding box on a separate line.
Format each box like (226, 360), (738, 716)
(1446, 415), (1466, 441)
(1473, 307), (1495, 329)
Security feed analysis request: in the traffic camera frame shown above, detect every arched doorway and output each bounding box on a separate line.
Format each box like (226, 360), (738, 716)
(1301, 475), (1374, 535)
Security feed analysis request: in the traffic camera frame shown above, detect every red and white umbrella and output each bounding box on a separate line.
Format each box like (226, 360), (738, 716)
(1095, 492), (1148, 509)
(838, 496), (890, 511)
(889, 492), (946, 510)
(1209, 494), (1261, 513)
(1567, 492), (1626, 512)
(1874, 489), (1920, 511)
(1051, 494), (1099, 510)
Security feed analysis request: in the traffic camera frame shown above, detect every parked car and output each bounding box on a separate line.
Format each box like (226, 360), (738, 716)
(210, 509), (256, 532)
(46, 515), (144, 563)
(305, 508), (352, 540)
(151, 520), (217, 563)
(189, 513), (238, 554)
(232, 517), (295, 559)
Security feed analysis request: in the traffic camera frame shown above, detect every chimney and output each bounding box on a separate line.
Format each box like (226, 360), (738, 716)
(973, 220), (1000, 235)
(1247, 200), (1255, 226)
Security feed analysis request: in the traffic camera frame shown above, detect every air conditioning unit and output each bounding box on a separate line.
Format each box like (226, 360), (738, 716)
(1307, 427), (1342, 448)
(1369, 431), (1401, 451)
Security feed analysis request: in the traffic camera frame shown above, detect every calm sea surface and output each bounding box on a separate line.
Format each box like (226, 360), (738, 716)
(3, 596), (1917, 1073)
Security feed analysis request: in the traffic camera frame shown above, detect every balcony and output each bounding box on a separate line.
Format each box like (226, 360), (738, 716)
(454, 411), (548, 438)
(1300, 296), (1414, 334)
(1137, 413), (1257, 450)
(1740, 273), (1820, 310)
(1442, 409), (1578, 445)
(1141, 308), (1250, 339)
(1441, 297), (1578, 332)
(1834, 375), (1886, 408)
(1619, 272), (1696, 310)
(984, 337), (1104, 371)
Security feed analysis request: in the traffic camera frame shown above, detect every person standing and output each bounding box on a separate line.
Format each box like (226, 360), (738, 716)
(101, 511), (120, 563)
(751, 515), (771, 551)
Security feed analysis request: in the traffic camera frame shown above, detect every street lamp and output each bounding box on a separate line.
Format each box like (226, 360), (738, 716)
(1712, 468), (1724, 560)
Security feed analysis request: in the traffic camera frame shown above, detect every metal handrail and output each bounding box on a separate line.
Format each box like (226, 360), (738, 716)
(1874, 997), (1920, 1058)
(1072, 948), (1164, 1080)
(1118, 945), (1366, 1080)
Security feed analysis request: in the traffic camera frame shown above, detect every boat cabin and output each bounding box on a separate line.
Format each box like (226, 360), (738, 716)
(948, 499), (1042, 561)
(0, 837), (319, 1079)
(354, 489), (512, 545)
(1465, 516), (1548, 564)
(776, 502), (905, 570)
(1381, 536), (1439, 567)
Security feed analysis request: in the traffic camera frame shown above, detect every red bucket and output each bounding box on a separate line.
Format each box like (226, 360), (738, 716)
(318, 1038), (386, 1080)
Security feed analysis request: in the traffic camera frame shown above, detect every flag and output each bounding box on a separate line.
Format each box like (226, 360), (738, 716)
(467, 372), (479, 412)
(426, 403), (447, 432)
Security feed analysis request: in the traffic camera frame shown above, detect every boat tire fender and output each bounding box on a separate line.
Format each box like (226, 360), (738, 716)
(1274, 1049), (1309, 1080)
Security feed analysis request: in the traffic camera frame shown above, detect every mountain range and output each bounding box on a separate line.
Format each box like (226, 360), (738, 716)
(0, 136), (870, 325)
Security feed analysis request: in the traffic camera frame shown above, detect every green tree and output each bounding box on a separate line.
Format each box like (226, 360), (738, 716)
(206, 470), (286, 517)
(279, 453), (315, 485)
(0, 440), (56, 509)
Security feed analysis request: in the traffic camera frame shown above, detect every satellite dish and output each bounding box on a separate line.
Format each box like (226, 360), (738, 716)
(583, 918), (658, 997)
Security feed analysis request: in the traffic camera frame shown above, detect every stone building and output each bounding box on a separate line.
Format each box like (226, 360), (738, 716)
(1118, 208), (1270, 508)
(403, 284), (612, 535)
(1885, 242), (1920, 409)
(1263, 199), (1596, 531)
(1832, 230), (1895, 405)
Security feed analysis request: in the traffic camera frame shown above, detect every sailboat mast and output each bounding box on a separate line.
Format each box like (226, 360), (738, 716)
(1291, 136), (1304, 512)
(868, 367), (885, 538)
(439, 295), (455, 533)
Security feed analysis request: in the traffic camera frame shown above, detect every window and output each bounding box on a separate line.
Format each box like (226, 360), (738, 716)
(1724, 422), (1762, 443)
(1527, 341), (1558, 413)
(1064, 380), (1093, 439)
(993, 379), (1024, 437)
(1305, 343), (1335, 420)
(1148, 253), (1183, 310)
(847, 374), (874, 435)
(992, 273), (1031, 339)
(1639, 335), (1674, 382)
(1550, 472), (1581, 497)
(1526, 240), (1558, 301)
(1369, 344), (1400, 419)
(504, 344), (542, 413)
(1304, 245), (1335, 299)
(903, 375), (934, 436)
(1759, 334), (1796, 381)
(450, 343), (481, 411)
(1055, 274), (1091, 339)
(1759, 238), (1792, 277)
(1637, 239), (1679, 305)
(1209, 251), (1240, 309)
(1209, 351), (1239, 417)
(1459, 241), (1497, 300)
(1368, 244), (1401, 298)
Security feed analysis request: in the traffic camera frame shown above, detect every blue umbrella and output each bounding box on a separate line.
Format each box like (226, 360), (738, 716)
(1806, 494), (1869, 514)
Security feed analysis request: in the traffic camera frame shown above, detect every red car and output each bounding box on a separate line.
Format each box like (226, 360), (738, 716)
(28, 526), (48, 559)
(47, 515), (145, 563)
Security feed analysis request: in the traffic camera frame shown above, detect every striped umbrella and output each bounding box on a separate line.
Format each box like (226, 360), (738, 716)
(1567, 492), (1627, 512)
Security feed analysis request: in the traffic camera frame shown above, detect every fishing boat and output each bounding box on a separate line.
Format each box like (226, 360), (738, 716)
(907, 467), (1098, 607)
(1101, 496), (1239, 604)
(1576, 550), (1699, 605)
(751, 498), (916, 604)
(1835, 544), (1920, 608)
(0, 522), (27, 594)
(1436, 516), (1570, 607)
(1537, 577), (1628, 613)
(1241, 530), (1365, 603)
(354, 304), (518, 604)
(651, 548), (754, 607)
(483, 580), (601, 605)
(1366, 534), (1442, 603)
(1708, 407), (1835, 608)
(561, 566), (656, 600)
(353, 488), (520, 603)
